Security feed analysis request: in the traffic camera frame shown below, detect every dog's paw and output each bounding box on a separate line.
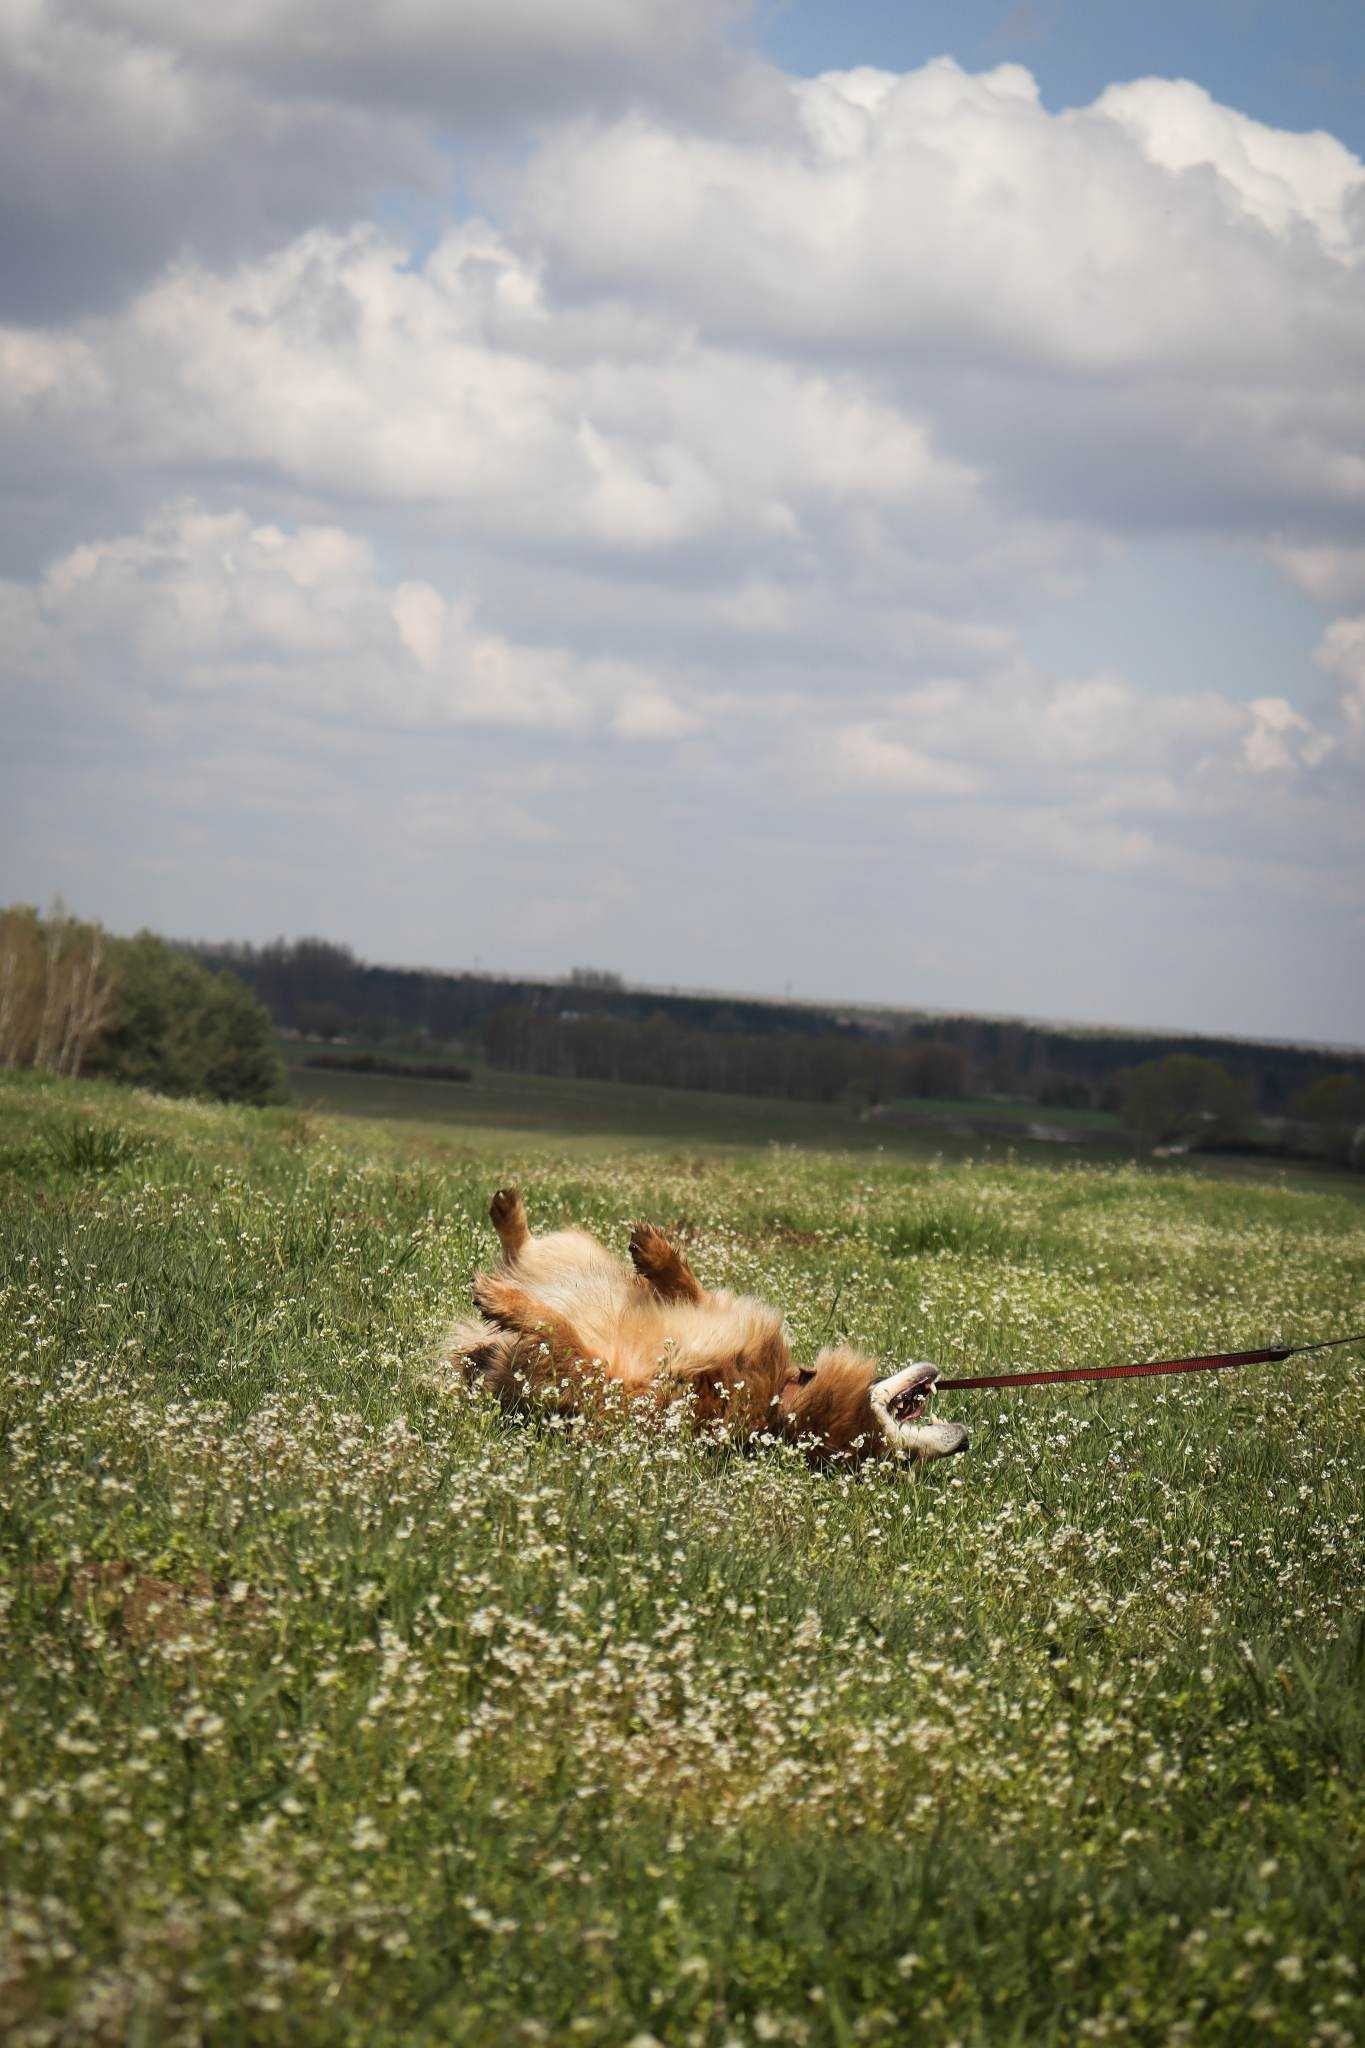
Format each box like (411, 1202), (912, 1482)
(489, 1186), (530, 1259)
(490, 1185), (526, 1229)
(870, 1363), (968, 1462)
(472, 1271), (518, 1325)
(629, 1221), (673, 1274)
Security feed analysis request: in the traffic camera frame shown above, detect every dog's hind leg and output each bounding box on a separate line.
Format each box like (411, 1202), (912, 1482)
(629, 1222), (705, 1305)
(490, 1185), (531, 1260)
(470, 1271), (612, 1415)
(473, 1272), (587, 1361)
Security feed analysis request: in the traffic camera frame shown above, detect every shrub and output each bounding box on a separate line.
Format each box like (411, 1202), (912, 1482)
(1120, 1053), (1250, 1151)
(92, 933), (286, 1105)
(1293, 1073), (1365, 1168)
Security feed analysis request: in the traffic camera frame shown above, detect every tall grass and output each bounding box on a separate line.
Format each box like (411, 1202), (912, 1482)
(0, 1069), (1362, 2046)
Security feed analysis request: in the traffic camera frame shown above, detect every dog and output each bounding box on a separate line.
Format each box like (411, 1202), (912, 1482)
(443, 1187), (968, 1466)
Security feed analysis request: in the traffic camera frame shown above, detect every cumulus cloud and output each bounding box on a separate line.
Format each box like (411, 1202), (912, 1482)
(513, 60), (1365, 362)
(0, 223), (981, 564)
(508, 59), (1365, 536)
(0, 0), (765, 318)
(1, 500), (681, 734)
(1241, 696), (1335, 774)
(1020, 811), (1156, 874)
(1094, 78), (1365, 257)
(1314, 615), (1365, 740)
(865, 670), (1245, 781)
(2, 36), (1362, 1034)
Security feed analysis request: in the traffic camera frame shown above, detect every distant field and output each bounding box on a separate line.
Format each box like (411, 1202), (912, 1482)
(880, 1093), (1123, 1130)
(285, 1055), (1354, 1191)
(286, 1056), (974, 1155)
(3, 1069), (1363, 2046)
(283, 1037), (1116, 1157)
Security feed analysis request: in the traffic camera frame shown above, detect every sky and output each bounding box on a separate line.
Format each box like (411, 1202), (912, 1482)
(1, 2), (1363, 1044)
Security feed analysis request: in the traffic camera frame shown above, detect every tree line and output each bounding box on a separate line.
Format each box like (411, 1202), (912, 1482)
(6, 917), (1362, 1165)
(194, 934), (1365, 1120)
(482, 1004), (970, 1103)
(0, 906), (284, 1105)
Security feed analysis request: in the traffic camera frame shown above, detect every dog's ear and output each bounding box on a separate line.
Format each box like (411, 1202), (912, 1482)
(791, 1365), (817, 1386)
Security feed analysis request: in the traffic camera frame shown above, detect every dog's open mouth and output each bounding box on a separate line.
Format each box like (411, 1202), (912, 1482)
(880, 1360), (938, 1421)
(869, 1362), (969, 1460)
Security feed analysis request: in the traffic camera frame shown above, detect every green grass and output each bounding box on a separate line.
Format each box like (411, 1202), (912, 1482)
(286, 1057), (972, 1155)
(878, 1092), (1122, 1130)
(286, 1057), (1354, 1194)
(1, 1067), (1362, 2047)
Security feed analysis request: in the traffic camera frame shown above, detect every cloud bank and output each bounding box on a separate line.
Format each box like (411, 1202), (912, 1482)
(2, 7), (1362, 1037)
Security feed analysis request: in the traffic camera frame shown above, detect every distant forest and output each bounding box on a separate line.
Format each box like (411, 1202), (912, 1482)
(189, 936), (1364, 1117)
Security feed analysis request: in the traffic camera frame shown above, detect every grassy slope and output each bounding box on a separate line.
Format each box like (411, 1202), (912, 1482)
(285, 1059), (1356, 1193)
(1, 1069), (1362, 2047)
(286, 1056), (934, 1154)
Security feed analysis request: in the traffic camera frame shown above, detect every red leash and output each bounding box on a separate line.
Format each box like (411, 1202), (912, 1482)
(936, 1328), (1365, 1394)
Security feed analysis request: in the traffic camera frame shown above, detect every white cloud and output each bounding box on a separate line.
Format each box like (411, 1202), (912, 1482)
(1241, 695), (1335, 774)
(0, 325), (106, 407)
(3, 36), (1363, 1037)
(0, 223), (979, 561)
(611, 688), (698, 740)
(504, 59), (1365, 539)
(3, 499), (682, 734)
(1269, 542), (1365, 609)
(832, 723), (982, 796)
(1095, 78), (1365, 258)
(512, 59), (1365, 368)
(0, 0), (766, 318)
(1022, 810), (1157, 873)
(1314, 615), (1365, 739)
(880, 669), (1243, 780)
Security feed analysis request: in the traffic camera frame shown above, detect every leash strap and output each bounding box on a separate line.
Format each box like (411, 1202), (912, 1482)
(935, 1329), (1365, 1393)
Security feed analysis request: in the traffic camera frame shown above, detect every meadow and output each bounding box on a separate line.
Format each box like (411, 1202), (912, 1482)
(1, 1066), (1362, 2047)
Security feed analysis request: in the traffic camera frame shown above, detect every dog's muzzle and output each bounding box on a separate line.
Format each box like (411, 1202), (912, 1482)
(870, 1362), (970, 1459)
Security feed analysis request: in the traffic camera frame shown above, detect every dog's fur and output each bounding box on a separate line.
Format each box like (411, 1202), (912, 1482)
(443, 1188), (968, 1466)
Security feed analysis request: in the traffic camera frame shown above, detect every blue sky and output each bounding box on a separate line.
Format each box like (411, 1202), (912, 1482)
(1, 1), (1362, 1042)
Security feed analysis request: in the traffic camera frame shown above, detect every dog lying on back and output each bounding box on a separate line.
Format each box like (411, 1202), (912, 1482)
(444, 1188), (968, 1466)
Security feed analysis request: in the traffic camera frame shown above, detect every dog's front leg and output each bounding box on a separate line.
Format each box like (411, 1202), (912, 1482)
(489, 1185), (531, 1260)
(628, 1222), (706, 1305)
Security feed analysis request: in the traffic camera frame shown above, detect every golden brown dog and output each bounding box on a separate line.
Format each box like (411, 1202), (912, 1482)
(444, 1188), (968, 1466)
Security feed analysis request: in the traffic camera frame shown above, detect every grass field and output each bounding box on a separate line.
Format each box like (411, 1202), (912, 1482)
(1, 1067), (1363, 2047)
(286, 1056), (1351, 1193)
(284, 1054), (1126, 1162)
(287, 1056), (937, 1154)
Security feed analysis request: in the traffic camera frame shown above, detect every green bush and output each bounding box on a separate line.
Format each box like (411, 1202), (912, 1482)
(1120, 1052), (1250, 1151)
(92, 932), (286, 1105)
(1293, 1072), (1365, 1167)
